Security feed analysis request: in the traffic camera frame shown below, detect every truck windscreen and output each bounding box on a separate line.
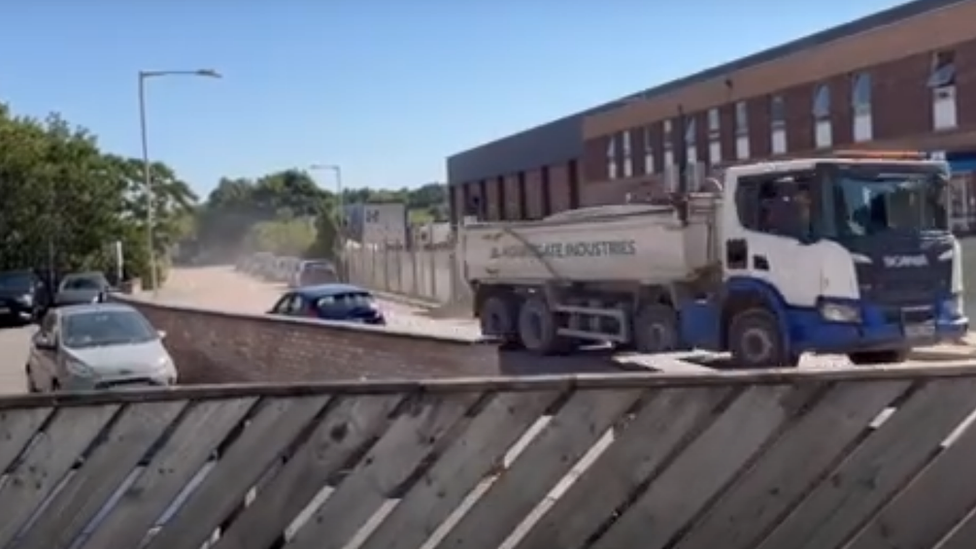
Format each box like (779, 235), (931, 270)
(826, 168), (948, 238)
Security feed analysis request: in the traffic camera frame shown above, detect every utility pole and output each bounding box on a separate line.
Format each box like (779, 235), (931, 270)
(138, 68), (222, 295)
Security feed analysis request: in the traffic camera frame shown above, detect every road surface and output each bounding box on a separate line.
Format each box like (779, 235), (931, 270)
(148, 266), (482, 338)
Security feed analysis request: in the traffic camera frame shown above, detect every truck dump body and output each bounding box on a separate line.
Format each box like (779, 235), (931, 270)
(462, 202), (719, 286)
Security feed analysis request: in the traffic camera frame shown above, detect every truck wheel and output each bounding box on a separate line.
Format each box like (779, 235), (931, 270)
(633, 304), (680, 353)
(848, 349), (909, 365)
(518, 297), (571, 355)
(728, 308), (798, 369)
(480, 295), (522, 349)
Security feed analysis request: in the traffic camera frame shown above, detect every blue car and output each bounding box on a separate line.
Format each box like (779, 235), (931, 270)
(267, 283), (386, 325)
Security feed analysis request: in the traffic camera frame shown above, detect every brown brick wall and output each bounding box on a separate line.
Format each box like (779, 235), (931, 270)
(524, 168), (545, 219)
(503, 174), (520, 220)
(585, 2), (976, 137)
(115, 297), (500, 384)
(584, 35), (976, 180)
(548, 163), (572, 213)
(485, 178), (501, 220)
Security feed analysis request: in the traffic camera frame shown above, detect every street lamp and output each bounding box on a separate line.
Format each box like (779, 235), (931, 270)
(308, 163), (345, 275)
(139, 69), (221, 295)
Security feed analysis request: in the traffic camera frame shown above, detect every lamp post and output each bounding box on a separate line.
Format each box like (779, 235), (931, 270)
(308, 163), (345, 260)
(139, 69), (221, 295)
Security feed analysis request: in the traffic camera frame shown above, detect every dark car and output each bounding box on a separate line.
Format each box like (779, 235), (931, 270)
(0, 270), (49, 323)
(267, 283), (386, 325)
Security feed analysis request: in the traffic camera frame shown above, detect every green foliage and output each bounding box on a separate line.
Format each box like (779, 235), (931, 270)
(193, 170), (330, 259)
(193, 169), (447, 261)
(244, 217), (317, 257)
(0, 102), (198, 282)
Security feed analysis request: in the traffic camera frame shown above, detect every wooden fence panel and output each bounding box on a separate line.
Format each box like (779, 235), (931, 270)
(2, 367), (976, 549)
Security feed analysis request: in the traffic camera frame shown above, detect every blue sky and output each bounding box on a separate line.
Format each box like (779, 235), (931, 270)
(0, 0), (905, 196)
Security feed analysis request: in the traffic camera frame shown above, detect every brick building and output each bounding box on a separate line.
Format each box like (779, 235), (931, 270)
(446, 0), (976, 231)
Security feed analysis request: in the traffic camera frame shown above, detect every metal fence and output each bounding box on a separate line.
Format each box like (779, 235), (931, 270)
(343, 244), (472, 307)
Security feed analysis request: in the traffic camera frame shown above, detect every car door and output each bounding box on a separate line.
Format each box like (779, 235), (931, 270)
(30, 312), (59, 390)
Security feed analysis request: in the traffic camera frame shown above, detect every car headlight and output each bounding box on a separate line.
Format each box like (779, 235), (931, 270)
(66, 359), (95, 377)
(820, 301), (861, 323)
(19, 294), (33, 305)
(944, 295), (965, 318)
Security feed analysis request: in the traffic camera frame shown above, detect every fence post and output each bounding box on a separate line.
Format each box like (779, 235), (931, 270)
(429, 248), (438, 302)
(370, 247), (378, 289)
(411, 247), (420, 297)
(395, 246), (404, 294)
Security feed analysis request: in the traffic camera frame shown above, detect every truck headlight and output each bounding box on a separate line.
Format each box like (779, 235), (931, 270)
(820, 301), (861, 323)
(944, 295), (965, 318)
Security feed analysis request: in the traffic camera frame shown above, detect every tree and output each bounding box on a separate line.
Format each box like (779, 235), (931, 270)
(193, 169), (331, 259)
(0, 102), (196, 285)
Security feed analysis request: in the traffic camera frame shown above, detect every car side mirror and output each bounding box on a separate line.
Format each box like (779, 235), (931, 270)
(157, 330), (167, 340)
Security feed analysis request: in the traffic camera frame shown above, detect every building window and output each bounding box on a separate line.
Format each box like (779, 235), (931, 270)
(708, 108), (721, 165)
(852, 72), (872, 142)
(663, 119), (674, 170)
(930, 50), (957, 130)
(770, 95), (787, 155)
(606, 134), (617, 180)
(812, 83), (832, 149)
(735, 101), (749, 160)
(623, 130), (634, 178)
(643, 125), (655, 174)
(685, 116), (698, 164)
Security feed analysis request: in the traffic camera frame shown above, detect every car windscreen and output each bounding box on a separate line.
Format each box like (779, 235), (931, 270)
(313, 292), (374, 311)
(60, 274), (108, 291)
(0, 271), (33, 291)
(62, 310), (158, 349)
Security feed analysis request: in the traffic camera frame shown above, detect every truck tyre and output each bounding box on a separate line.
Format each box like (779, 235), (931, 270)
(848, 349), (909, 365)
(518, 297), (571, 355)
(633, 304), (680, 353)
(727, 307), (798, 369)
(480, 295), (522, 349)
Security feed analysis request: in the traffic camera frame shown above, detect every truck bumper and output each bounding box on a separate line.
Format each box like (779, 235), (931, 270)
(790, 303), (968, 354)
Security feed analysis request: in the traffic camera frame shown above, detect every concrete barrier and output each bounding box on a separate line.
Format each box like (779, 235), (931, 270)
(113, 295), (501, 384)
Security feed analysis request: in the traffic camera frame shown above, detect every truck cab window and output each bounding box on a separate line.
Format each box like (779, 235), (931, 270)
(737, 175), (814, 239)
(825, 168), (948, 239)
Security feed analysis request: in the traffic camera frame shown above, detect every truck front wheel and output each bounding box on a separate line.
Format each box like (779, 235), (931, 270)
(728, 308), (798, 369)
(480, 295), (522, 349)
(518, 297), (571, 355)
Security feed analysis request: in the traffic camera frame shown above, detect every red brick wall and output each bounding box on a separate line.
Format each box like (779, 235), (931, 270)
(524, 169), (545, 219)
(548, 163), (572, 213)
(114, 297), (500, 384)
(504, 174), (521, 219)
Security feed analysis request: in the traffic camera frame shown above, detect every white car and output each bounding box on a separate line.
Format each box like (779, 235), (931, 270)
(26, 303), (178, 392)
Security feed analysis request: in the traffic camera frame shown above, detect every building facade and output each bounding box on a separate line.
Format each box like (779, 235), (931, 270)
(447, 0), (976, 229)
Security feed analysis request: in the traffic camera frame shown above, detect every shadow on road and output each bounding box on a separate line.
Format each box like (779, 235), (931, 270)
(0, 316), (32, 331)
(496, 346), (649, 376)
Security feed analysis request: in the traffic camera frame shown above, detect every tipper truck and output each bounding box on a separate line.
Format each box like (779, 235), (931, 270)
(460, 152), (968, 368)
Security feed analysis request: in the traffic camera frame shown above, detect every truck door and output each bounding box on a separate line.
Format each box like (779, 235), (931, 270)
(729, 173), (822, 309)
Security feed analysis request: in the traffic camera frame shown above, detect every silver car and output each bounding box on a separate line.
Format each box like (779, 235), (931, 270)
(55, 271), (110, 306)
(26, 303), (178, 392)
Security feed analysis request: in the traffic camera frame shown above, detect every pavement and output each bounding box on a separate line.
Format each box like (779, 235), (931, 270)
(143, 266), (483, 339)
